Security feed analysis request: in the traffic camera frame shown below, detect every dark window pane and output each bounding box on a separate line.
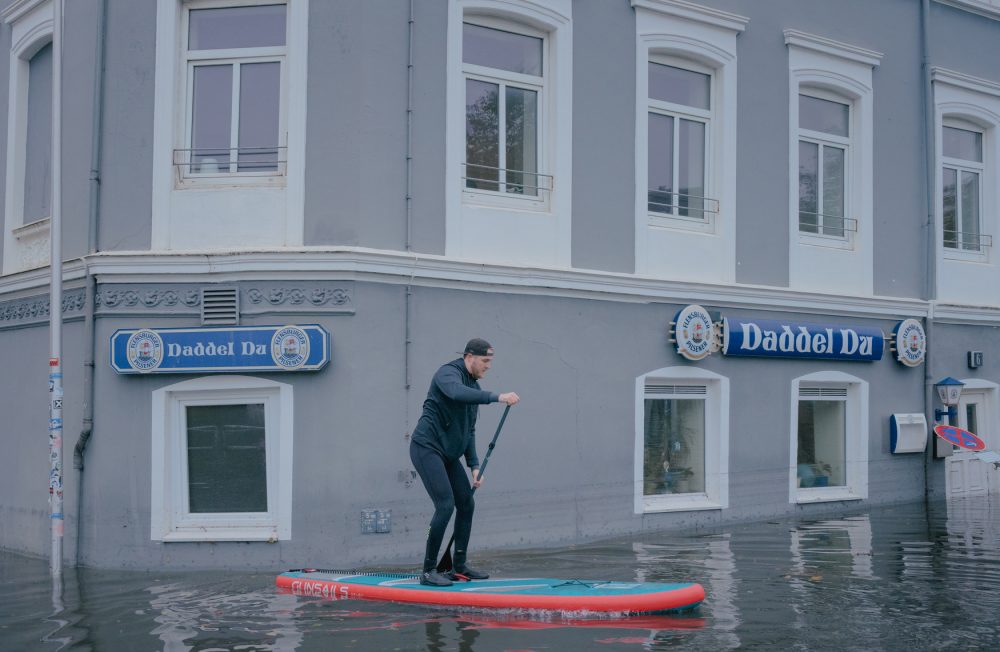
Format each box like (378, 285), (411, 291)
(800, 94), (849, 137)
(678, 119), (706, 219)
(24, 43), (53, 224)
(943, 167), (957, 249)
(505, 87), (537, 195)
(189, 5), (286, 50)
(191, 65), (233, 172)
(238, 62), (281, 171)
(797, 400), (846, 488)
(186, 404), (267, 513)
(648, 113), (674, 213)
(649, 62), (710, 109)
(466, 79), (499, 191)
(943, 126), (982, 162)
(799, 141), (819, 233)
(463, 23), (542, 76)
(961, 170), (980, 250)
(822, 146), (845, 237)
(643, 398), (706, 496)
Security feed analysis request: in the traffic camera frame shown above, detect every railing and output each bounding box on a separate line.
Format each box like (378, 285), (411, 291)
(798, 211), (858, 235)
(173, 147), (287, 176)
(647, 192), (720, 219)
(463, 163), (554, 195)
(944, 230), (993, 251)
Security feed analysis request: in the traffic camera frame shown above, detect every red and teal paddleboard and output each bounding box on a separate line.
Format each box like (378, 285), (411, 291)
(276, 569), (705, 615)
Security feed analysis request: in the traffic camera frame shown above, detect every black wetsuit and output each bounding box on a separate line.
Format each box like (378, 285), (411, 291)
(410, 358), (498, 572)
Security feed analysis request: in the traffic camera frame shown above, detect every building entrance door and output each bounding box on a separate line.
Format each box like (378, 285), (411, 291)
(945, 389), (997, 498)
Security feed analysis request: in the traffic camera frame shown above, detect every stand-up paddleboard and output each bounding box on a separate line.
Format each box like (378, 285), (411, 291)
(277, 569), (705, 615)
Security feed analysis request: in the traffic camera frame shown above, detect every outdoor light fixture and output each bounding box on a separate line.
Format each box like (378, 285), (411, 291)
(934, 377), (965, 422)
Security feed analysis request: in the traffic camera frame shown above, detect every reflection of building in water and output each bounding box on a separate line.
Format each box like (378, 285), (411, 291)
(790, 515), (875, 581)
(147, 584), (302, 652)
(946, 495), (1000, 559)
(634, 536), (739, 648)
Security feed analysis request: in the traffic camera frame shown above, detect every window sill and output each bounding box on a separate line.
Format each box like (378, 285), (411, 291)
(462, 188), (550, 213)
(12, 216), (51, 240)
(642, 494), (723, 513)
(175, 174), (287, 191)
(797, 232), (854, 250)
(647, 213), (714, 234)
(942, 249), (990, 263)
(795, 487), (863, 504)
(159, 526), (281, 543)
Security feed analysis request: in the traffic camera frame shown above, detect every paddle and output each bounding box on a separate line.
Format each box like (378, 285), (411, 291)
(436, 403), (511, 574)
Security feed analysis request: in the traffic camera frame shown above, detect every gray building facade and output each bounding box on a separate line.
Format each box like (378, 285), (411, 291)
(1, 0), (998, 570)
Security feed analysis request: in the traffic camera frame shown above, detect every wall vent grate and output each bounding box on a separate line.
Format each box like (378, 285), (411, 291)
(201, 287), (239, 325)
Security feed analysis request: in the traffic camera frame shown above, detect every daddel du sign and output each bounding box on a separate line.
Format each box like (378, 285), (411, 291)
(722, 317), (884, 362)
(111, 324), (330, 374)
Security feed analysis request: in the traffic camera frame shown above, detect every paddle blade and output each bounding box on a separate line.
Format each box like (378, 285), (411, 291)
(436, 539), (454, 573)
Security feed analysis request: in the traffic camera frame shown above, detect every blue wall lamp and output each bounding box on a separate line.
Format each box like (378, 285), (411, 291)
(934, 377), (965, 422)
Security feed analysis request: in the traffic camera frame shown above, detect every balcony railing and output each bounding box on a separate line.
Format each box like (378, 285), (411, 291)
(798, 211), (858, 236)
(944, 230), (993, 251)
(463, 163), (553, 196)
(173, 147), (287, 177)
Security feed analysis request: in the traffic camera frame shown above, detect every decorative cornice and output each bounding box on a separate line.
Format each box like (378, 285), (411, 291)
(1, 0), (49, 25)
(96, 288), (201, 311)
(934, 0), (1000, 21)
(244, 286), (353, 313)
(0, 248), (934, 322)
(931, 66), (1000, 99)
(631, 0), (748, 33)
(0, 289), (86, 328)
(783, 29), (883, 68)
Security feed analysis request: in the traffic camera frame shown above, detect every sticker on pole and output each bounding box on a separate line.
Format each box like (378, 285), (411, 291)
(933, 425), (985, 451)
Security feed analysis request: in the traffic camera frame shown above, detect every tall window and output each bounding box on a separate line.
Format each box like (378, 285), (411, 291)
(790, 372), (868, 504)
(23, 42), (52, 225)
(647, 61), (713, 221)
(151, 376), (293, 541)
(463, 21), (545, 197)
(798, 93), (852, 238)
(182, 3), (286, 177)
(635, 367), (729, 514)
(643, 384), (707, 497)
(942, 125), (985, 252)
(796, 388), (847, 489)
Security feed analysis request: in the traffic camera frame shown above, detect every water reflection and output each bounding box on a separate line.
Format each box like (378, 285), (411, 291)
(3, 497), (1000, 650)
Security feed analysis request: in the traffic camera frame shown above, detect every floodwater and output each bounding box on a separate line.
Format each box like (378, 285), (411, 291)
(2, 496), (999, 651)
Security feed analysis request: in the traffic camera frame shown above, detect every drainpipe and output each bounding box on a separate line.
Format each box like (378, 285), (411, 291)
(73, 0), (107, 567)
(920, 0), (937, 503)
(404, 0), (414, 397)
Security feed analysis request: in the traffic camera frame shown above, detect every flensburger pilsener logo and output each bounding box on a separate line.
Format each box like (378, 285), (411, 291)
(892, 319), (926, 367)
(672, 305), (715, 361)
(722, 318), (884, 361)
(271, 325), (310, 369)
(125, 329), (164, 372)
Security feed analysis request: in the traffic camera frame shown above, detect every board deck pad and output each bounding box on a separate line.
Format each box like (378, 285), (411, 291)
(277, 570), (705, 615)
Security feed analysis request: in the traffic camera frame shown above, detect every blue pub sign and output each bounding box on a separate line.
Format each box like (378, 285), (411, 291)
(722, 317), (884, 362)
(111, 325), (330, 374)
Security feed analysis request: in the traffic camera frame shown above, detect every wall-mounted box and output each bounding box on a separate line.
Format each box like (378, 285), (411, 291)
(890, 413), (928, 454)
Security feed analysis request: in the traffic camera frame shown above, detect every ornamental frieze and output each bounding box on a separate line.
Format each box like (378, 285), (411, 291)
(96, 289), (201, 309)
(0, 290), (87, 327)
(245, 287), (352, 308)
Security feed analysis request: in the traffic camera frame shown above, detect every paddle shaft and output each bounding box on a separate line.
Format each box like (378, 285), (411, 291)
(436, 404), (511, 572)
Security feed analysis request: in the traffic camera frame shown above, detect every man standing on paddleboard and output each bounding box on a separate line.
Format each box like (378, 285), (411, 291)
(410, 338), (519, 586)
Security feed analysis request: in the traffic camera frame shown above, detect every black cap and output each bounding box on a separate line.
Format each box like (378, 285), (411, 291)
(463, 338), (494, 356)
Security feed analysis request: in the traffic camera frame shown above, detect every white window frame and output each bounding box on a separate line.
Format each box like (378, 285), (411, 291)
(151, 375), (294, 542)
(786, 30), (880, 297)
(634, 366), (729, 514)
(941, 119), (989, 260)
(151, 0), (308, 250)
(632, 0), (746, 284)
(932, 67), (1000, 306)
(2, 0), (53, 275)
(789, 371), (868, 504)
(445, 0), (572, 268)
(797, 88), (853, 245)
(178, 1), (288, 186)
(646, 55), (714, 232)
(461, 16), (548, 207)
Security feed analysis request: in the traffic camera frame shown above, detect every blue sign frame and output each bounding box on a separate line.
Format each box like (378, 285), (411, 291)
(111, 325), (330, 374)
(723, 318), (884, 362)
